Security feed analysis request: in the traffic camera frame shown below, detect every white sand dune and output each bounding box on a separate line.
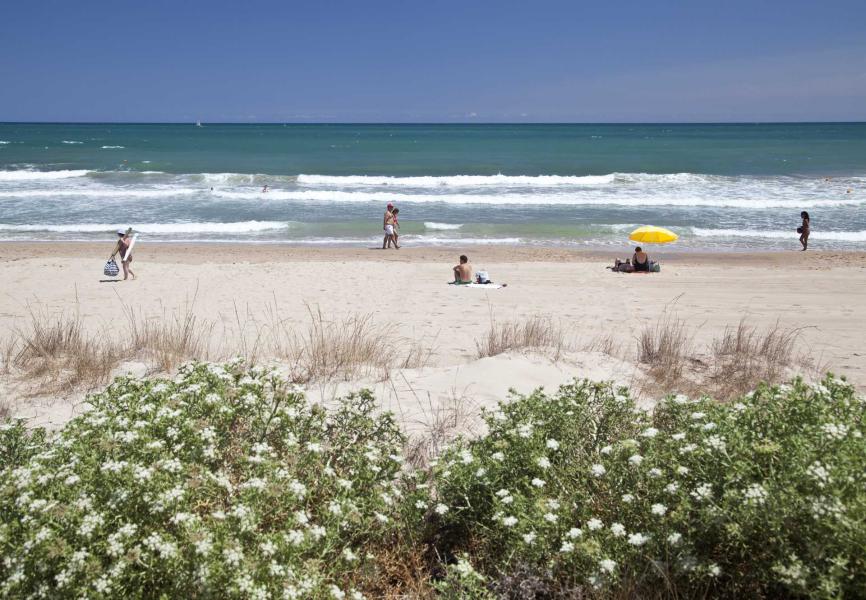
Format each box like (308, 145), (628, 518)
(1, 243), (864, 431)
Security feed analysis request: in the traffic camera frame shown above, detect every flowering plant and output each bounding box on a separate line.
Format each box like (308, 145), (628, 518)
(2, 362), (863, 598)
(0, 360), (426, 599)
(429, 377), (866, 597)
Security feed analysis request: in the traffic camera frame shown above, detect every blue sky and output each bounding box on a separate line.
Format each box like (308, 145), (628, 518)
(2, 0), (865, 122)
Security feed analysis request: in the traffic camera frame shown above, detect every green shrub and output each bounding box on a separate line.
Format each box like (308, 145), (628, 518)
(0, 419), (47, 470)
(3, 362), (863, 599)
(0, 360), (428, 599)
(430, 377), (866, 598)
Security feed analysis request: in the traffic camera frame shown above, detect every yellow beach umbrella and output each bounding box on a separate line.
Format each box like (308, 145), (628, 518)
(629, 225), (679, 244)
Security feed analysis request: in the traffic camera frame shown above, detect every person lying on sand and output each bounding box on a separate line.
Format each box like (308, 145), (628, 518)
(608, 258), (634, 273)
(450, 254), (472, 284)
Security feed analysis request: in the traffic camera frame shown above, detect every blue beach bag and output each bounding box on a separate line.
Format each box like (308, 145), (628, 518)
(104, 259), (119, 277)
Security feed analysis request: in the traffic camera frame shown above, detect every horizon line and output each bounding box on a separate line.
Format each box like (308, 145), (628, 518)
(2, 120), (865, 126)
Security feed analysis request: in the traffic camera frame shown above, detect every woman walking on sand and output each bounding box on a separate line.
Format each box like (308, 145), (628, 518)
(799, 211), (810, 251)
(110, 228), (136, 280)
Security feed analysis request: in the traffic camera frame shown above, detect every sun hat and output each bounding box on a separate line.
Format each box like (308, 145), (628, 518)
(117, 229), (126, 235)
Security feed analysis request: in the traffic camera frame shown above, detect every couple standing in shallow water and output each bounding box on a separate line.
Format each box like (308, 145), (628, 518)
(382, 203), (400, 249)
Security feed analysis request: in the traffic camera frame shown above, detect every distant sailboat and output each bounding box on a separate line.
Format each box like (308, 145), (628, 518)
(196, 120), (203, 127)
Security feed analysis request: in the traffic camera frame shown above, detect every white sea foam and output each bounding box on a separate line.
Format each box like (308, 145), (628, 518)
(101, 145), (125, 149)
(200, 172), (261, 185)
(62, 140), (83, 144)
(270, 236), (524, 246)
(0, 221), (290, 234)
(690, 228), (866, 242)
(604, 223), (640, 232)
(297, 173), (615, 187)
(0, 141), (10, 144)
(211, 189), (862, 209)
(409, 236), (523, 245)
(424, 222), (463, 230)
(198, 172), (292, 185)
(0, 169), (91, 181)
(0, 188), (200, 198)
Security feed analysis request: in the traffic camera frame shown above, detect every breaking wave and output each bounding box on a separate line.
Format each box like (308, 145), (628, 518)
(0, 221), (291, 234)
(424, 222), (464, 230)
(690, 228), (866, 242)
(0, 169), (91, 181)
(297, 173), (616, 187)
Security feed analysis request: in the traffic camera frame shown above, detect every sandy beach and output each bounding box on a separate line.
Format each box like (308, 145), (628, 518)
(2, 242), (864, 430)
(5, 3), (866, 591)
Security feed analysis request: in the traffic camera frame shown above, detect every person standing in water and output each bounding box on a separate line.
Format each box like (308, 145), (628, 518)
(110, 228), (136, 280)
(382, 203), (395, 249)
(799, 211), (810, 251)
(389, 208), (401, 249)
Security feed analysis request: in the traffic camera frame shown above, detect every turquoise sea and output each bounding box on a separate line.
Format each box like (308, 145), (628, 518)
(0, 122), (864, 249)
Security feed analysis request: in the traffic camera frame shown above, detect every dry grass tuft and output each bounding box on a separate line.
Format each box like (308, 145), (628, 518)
(265, 304), (435, 384)
(708, 319), (805, 400)
(476, 315), (564, 359)
(1, 336), (18, 378)
(359, 543), (436, 599)
(399, 336), (438, 370)
(3, 293), (214, 394)
(584, 332), (625, 358)
(291, 306), (397, 383)
(2, 299), (435, 395)
(638, 315), (814, 401)
(405, 388), (482, 469)
(7, 308), (120, 394)
(123, 303), (214, 373)
(637, 314), (694, 386)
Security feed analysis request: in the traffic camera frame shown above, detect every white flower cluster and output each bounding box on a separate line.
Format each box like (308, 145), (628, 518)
(821, 422), (848, 440)
(0, 361), (420, 599)
(743, 483), (768, 505)
(806, 462), (832, 488)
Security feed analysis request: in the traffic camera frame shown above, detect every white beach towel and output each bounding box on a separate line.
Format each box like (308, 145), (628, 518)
(465, 283), (504, 289)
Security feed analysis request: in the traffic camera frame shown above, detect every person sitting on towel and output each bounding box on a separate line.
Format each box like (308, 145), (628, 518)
(450, 255), (473, 284)
(632, 246), (650, 272)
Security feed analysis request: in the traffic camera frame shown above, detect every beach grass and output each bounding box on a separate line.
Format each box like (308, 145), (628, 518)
(1, 302), (437, 395)
(636, 316), (815, 401)
(476, 314), (565, 360)
(404, 388), (483, 470)
(708, 319), (806, 399)
(1, 300), (821, 409)
(4, 307), (119, 394)
(122, 302), (214, 374)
